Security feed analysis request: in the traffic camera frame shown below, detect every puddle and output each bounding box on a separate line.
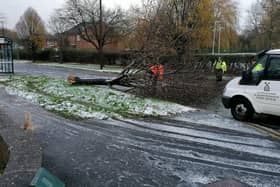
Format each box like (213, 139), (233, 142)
(0, 136), (9, 174)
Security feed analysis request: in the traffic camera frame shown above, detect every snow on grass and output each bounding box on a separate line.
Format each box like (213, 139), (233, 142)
(2, 75), (194, 120)
(38, 63), (123, 73)
(0, 77), (10, 83)
(6, 87), (39, 104)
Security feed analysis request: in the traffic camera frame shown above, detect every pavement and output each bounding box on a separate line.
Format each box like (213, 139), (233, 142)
(0, 107), (42, 186)
(0, 61), (280, 186)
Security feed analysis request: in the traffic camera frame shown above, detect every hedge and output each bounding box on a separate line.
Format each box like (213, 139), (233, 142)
(195, 53), (256, 64)
(13, 49), (130, 65)
(13, 49), (256, 71)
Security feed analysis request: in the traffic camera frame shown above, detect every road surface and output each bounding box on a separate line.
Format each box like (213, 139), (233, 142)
(0, 62), (280, 186)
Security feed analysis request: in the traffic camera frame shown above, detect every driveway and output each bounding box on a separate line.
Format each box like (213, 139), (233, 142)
(1, 62), (280, 186)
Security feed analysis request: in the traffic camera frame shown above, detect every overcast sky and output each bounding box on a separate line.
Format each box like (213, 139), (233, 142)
(0, 0), (255, 31)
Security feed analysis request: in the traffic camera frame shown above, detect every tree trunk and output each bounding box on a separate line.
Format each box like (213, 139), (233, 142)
(59, 49), (63, 64)
(31, 45), (36, 63)
(67, 75), (126, 86)
(98, 47), (105, 70)
(59, 35), (64, 64)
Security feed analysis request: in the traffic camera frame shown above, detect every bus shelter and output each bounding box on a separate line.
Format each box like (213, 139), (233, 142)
(0, 37), (14, 73)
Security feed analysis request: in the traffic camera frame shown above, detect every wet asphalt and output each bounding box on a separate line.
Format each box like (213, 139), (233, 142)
(0, 62), (280, 187)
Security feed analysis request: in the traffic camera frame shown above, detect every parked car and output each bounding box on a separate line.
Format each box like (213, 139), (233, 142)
(222, 49), (280, 121)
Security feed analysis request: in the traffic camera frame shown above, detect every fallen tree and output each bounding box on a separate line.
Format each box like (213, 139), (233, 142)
(66, 0), (200, 91)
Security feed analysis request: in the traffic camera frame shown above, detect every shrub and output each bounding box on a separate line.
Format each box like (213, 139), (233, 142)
(35, 49), (56, 61)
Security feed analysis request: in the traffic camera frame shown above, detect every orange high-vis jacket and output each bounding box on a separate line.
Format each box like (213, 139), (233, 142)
(150, 64), (164, 80)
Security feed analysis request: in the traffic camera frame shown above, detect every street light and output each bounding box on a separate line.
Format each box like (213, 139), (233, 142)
(212, 21), (223, 55)
(218, 24), (224, 54)
(0, 13), (6, 36)
(212, 21), (217, 54)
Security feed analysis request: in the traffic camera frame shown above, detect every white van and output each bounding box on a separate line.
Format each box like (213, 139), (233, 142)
(222, 49), (280, 121)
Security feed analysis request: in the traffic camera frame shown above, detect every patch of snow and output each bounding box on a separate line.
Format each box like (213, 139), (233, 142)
(174, 112), (263, 135)
(6, 87), (38, 104)
(122, 119), (275, 148)
(2, 75), (194, 120)
(0, 77), (10, 82)
(106, 119), (280, 159)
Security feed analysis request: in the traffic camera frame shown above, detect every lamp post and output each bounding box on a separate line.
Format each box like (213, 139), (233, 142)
(212, 21), (217, 54)
(0, 14), (6, 36)
(212, 21), (224, 55)
(218, 25), (224, 54)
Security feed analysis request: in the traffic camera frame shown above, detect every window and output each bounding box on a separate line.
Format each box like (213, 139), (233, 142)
(252, 55), (267, 73)
(76, 35), (81, 42)
(266, 57), (280, 80)
(251, 55), (267, 83)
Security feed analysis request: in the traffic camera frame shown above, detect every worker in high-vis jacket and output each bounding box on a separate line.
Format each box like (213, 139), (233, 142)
(252, 63), (264, 72)
(149, 64), (164, 81)
(214, 57), (227, 81)
(251, 60), (265, 82)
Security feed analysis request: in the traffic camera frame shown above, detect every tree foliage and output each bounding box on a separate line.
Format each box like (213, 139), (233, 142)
(191, 0), (215, 49)
(211, 0), (238, 51)
(2, 28), (19, 43)
(55, 0), (240, 92)
(125, 0), (239, 53)
(15, 7), (45, 62)
(109, 0), (201, 89)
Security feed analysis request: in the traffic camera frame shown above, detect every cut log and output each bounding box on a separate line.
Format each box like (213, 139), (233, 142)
(67, 75), (126, 86)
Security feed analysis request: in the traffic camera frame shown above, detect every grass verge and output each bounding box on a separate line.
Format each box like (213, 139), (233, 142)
(1, 75), (193, 120)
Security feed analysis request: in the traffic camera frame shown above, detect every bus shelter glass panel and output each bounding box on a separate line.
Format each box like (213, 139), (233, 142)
(0, 37), (14, 73)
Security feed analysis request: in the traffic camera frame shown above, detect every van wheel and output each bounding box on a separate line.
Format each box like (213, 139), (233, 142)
(231, 98), (254, 121)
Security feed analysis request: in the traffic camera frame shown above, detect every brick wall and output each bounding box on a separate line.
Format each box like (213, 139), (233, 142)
(68, 34), (119, 50)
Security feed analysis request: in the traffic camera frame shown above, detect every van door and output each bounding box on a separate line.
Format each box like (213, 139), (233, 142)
(245, 55), (268, 114)
(254, 56), (280, 115)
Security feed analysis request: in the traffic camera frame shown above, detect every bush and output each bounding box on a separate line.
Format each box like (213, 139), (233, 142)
(13, 49), (30, 60)
(13, 49), (56, 61)
(194, 53), (256, 74)
(13, 48), (255, 72)
(62, 49), (96, 63)
(195, 53), (255, 64)
(13, 48), (130, 65)
(35, 49), (57, 61)
(159, 53), (255, 74)
(62, 49), (130, 65)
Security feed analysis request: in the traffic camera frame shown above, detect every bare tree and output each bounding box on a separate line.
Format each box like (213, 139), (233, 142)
(69, 0), (200, 92)
(247, 1), (263, 33)
(241, 0), (280, 50)
(15, 7), (45, 62)
(59, 0), (129, 69)
(117, 0), (199, 85)
(49, 10), (72, 63)
(261, 0), (280, 48)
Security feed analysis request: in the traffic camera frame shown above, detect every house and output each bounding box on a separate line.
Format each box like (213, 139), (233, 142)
(43, 34), (58, 50)
(45, 24), (122, 51)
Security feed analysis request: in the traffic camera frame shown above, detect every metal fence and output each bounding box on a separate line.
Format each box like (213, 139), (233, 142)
(0, 37), (14, 73)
